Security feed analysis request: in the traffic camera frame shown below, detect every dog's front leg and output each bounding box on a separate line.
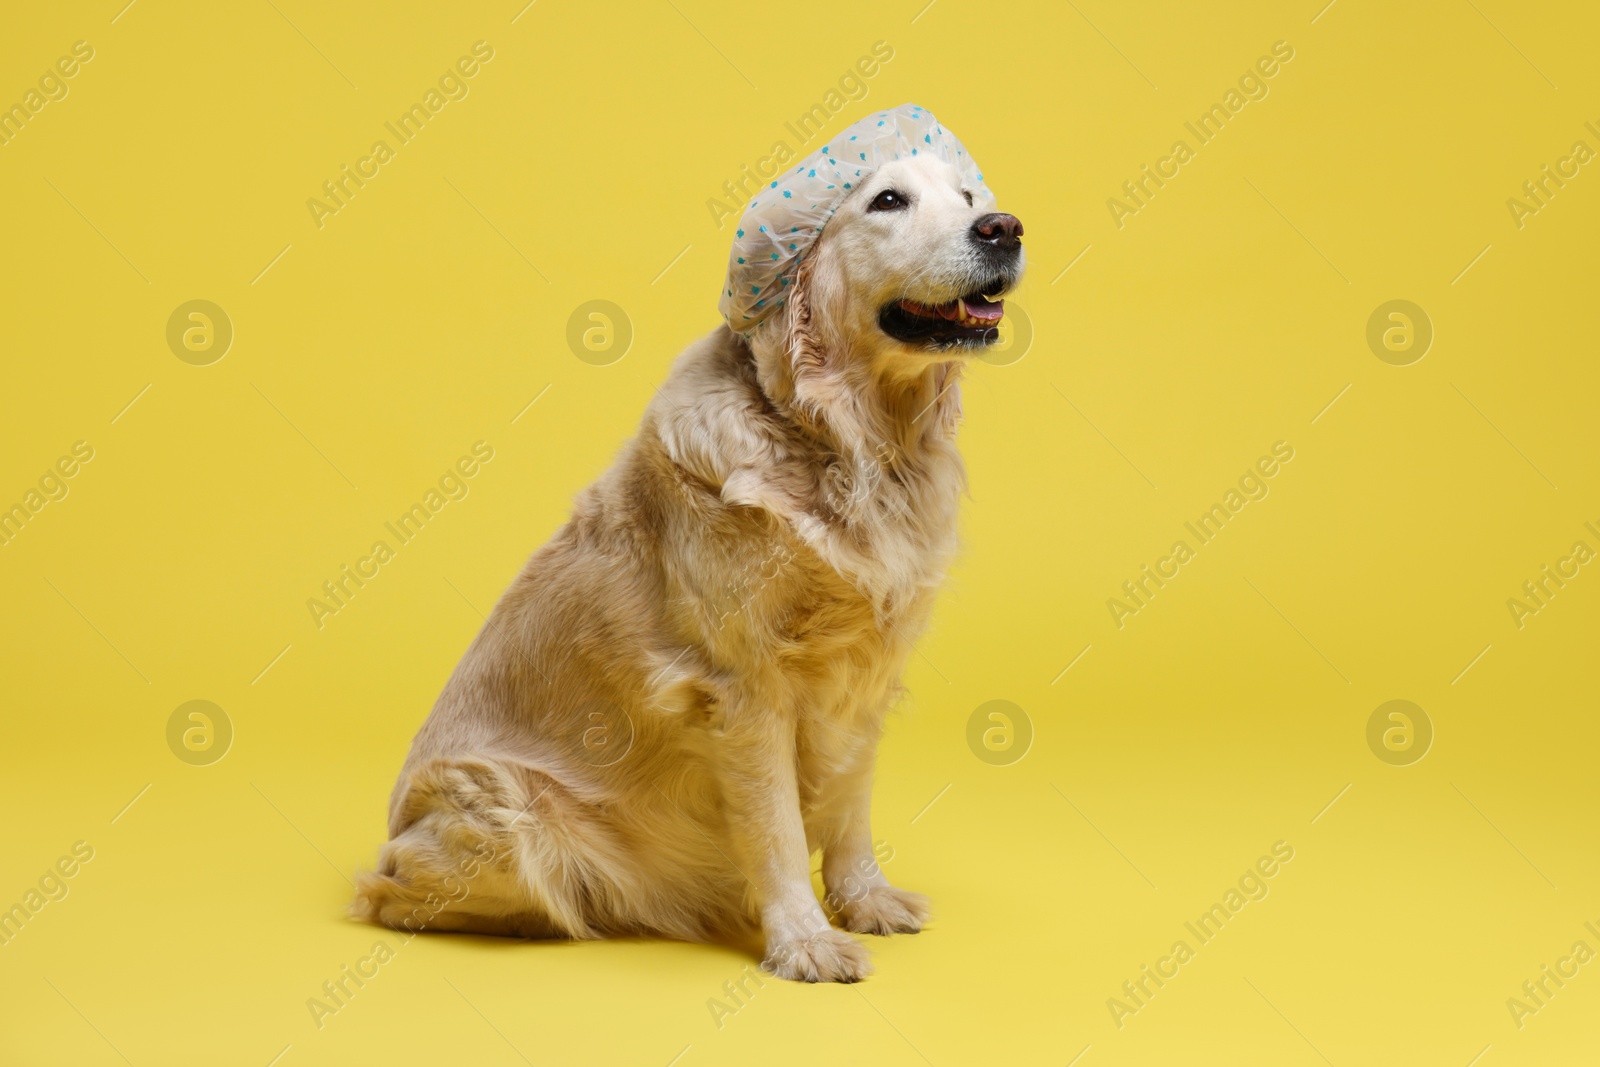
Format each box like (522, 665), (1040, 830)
(716, 706), (872, 983)
(820, 767), (931, 936)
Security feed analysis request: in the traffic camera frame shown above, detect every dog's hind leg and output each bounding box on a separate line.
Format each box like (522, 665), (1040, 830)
(352, 755), (624, 939)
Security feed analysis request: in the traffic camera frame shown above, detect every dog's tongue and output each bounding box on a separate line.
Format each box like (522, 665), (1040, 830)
(960, 295), (1004, 322)
(899, 296), (1006, 323)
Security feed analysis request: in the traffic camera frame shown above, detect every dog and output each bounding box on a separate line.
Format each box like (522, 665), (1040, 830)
(353, 144), (1025, 983)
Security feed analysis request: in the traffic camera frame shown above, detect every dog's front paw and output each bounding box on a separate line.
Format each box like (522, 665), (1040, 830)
(838, 886), (930, 936)
(763, 927), (873, 983)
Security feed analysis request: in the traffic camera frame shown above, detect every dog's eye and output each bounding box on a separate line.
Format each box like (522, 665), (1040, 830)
(869, 189), (907, 212)
(962, 190), (974, 207)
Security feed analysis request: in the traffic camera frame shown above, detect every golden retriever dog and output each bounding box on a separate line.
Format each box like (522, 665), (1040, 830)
(354, 147), (1025, 982)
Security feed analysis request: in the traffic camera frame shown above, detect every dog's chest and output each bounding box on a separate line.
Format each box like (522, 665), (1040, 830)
(765, 517), (944, 772)
(687, 440), (961, 778)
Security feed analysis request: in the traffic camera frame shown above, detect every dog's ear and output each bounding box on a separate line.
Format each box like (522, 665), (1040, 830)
(777, 255), (837, 430)
(781, 254), (826, 383)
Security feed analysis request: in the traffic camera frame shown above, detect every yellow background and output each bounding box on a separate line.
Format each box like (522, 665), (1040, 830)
(2, 1), (1597, 1064)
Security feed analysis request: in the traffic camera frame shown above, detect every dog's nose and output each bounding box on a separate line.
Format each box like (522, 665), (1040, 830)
(970, 212), (1024, 250)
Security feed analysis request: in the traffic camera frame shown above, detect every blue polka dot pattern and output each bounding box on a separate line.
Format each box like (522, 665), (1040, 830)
(718, 103), (995, 336)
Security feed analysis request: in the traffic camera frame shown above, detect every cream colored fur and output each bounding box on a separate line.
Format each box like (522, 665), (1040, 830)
(354, 154), (1023, 982)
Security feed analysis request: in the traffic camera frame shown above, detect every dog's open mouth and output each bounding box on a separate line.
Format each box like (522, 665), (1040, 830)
(879, 292), (1005, 349)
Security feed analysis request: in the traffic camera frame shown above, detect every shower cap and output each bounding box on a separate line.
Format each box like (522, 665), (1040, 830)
(719, 102), (995, 335)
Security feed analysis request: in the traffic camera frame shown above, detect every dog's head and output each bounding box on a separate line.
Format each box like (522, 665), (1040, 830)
(782, 153), (1024, 382)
